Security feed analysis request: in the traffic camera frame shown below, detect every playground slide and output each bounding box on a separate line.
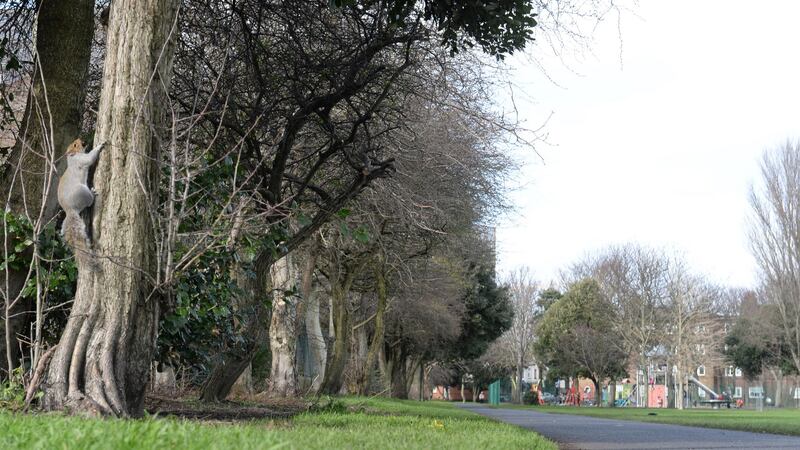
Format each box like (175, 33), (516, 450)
(688, 375), (720, 399)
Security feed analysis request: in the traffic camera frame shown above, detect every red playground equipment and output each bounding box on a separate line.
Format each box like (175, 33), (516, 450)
(565, 383), (581, 406)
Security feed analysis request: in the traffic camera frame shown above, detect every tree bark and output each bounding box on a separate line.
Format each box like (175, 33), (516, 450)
(1, 0), (94, 378)
(319, 286), (352, 394)
(230, 364), (254, 397)
(40, 0), (180, 417)
(267, 255), (297, 397)
(385, 344), (412, 399)
(301, 245), (325, 393)
(357, 263), (386, 395)
(592, 376), (602, 406)
(514, 359), (524, 404)
(770, 368), (782, 408)
(608, 379), (616, 407)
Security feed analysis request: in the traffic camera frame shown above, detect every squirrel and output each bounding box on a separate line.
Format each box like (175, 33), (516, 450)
(57, 138), (105, 267)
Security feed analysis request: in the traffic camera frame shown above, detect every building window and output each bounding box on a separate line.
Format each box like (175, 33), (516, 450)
(695, 344), (706, 355)
(725, 366), (734, 377)
(734, 387), (742, 398)
(749, 387), (764, 399)
(735, 368), (742, 377)
(697, 365), (706, 376)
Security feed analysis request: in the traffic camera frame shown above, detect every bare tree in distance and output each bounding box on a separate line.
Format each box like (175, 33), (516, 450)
(749, 141), (800, 375)
(494, 267), (538, 404)
(663, 263), (725, 410)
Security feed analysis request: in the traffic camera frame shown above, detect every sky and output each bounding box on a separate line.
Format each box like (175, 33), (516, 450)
(495, 1), (800, 288)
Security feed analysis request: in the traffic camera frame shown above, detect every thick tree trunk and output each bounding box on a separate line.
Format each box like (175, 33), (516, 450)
(608, 379), (616, 407)
(267, 255), (297, 397)
(319, 286), (352, 395)
(676, 368), (685, 410)
(358, 265), (386, 395)
(1, 0), (94, 378)
(40, 0), (180, 417)
(392, 359), (412, 399)
(301, 248), (325, 393)
(591, 376), (602, 406)
(230, 364), (254, 397)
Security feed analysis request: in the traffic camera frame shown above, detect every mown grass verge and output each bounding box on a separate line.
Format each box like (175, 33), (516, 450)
(0, 397), (555, 449)
(498, 404), (800, 436)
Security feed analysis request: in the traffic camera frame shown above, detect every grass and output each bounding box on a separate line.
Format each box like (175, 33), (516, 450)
(497, 404), (800, 436)
(0, 397), (555, 450)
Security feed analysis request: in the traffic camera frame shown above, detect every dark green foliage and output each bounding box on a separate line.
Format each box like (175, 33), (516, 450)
(330, 0), (537, 58)
(535, 279), (627, 382)
(724, 330), (769, 380)
(724, 303), (796, 380)
(464, 357), (513, 391)
(1, 212), (77, 347)
(522, 389), (538, 405)
(156, 250), (240, 382)
(536, 287), (561, 313)
(415, 0), (537, 57)
(453, 264), (513, 360)
(0, 367), (25, 411)
(0, 212), (35, 273)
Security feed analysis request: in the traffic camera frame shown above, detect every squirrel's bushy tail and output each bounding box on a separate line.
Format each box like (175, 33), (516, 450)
(62, 212), (96, 270)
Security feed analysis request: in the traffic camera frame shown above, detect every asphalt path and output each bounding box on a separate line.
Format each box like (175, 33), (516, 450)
(457, 403), (800, 450)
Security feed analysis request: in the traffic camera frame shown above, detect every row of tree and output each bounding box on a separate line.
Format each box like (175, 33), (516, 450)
(0, 0), (546, 416)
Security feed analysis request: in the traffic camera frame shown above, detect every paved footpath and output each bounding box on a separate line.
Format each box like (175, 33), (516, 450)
(457, 403), (800, 450)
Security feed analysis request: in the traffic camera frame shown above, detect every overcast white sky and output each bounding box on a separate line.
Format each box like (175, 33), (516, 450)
(495, 1), (800, 288)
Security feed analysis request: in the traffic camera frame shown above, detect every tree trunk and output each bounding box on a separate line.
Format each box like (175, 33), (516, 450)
(592, 376), (602, 406)
(514, 360), (524, 404)
(267, 255), (297, 397)
(40, 0), (180, 417)
(230, 364), (254, 397)
(404, 358), (419, 397)
(770, 368), (782, 408)
(319, 286), (351, 394)
(676, 368), (685, 410)
(302, 259), (325, 393)
(1, 0), (94, 378)
(420, 364), (426, 401)
(299, 241), (325, 393)
(390, 361), (409, 399)
(358, 264), (386, 395)
(641, 357), (650, 408)
(608, 379), (616, 407)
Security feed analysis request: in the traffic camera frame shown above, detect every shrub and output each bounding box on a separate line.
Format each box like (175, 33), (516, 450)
(523, 391), (539, 405)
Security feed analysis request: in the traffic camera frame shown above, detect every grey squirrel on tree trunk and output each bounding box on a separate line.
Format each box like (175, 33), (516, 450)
(57, 138), (104, 267)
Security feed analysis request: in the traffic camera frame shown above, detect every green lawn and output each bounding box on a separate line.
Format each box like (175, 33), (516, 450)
(500, 404), (800, 436)
(0, 397), (555, 449)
